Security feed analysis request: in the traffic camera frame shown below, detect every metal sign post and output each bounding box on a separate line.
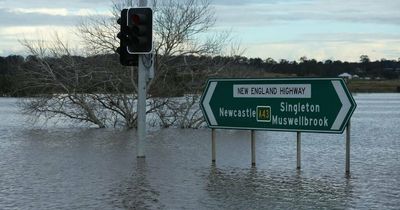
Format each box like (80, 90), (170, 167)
(212, 128), (216, 164)
(201, 78), (357, 172)
(136, 0), (151, 158)
(251, 130), (256, 167)
(346, 121), (351, 175)
(297, 132), (301, 170)
(136, 56), (147, 158)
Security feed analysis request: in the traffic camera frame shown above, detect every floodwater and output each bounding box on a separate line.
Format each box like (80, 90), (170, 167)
(0, 94), (399, 209)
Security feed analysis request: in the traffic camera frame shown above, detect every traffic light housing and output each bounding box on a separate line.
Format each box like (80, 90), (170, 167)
(127, 7), (153, 54)
(117, 9), (138, 66)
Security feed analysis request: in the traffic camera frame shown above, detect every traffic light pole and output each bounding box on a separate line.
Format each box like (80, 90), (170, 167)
(136, 56), (147, 158)
(136, 0), (149, 158)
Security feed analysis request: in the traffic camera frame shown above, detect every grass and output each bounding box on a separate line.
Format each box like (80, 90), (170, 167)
(347, 79), (400, 93)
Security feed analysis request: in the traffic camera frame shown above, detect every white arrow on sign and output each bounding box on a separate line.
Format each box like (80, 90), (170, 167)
(202, 81), (218, 126)
(331, 80), (352, 130)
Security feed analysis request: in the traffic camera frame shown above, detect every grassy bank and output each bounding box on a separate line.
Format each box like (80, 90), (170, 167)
(347, 79), (400, 93)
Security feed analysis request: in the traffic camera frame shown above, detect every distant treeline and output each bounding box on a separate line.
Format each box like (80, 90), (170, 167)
(214, 55), (400, 78)
(1, 54), (399, 96)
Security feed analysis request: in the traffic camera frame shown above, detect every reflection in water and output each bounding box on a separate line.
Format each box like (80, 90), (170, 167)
(205, 166), (355, 209)
(112, 159), (162, 209)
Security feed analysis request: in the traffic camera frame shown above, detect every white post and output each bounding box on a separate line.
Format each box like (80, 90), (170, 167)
(251, 130), (256, 167)
(136, 0), (148, 158)
(297, 132), (301, 170)
(346, 121), (351, 175)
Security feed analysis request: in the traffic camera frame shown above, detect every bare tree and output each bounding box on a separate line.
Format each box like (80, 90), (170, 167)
(19, 34), (109, 127)
(18, 35), (150, 128)
(20, 0), (239, 129)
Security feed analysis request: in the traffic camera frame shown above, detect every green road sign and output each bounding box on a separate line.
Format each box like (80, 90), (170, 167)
(200, 78), (357, 133)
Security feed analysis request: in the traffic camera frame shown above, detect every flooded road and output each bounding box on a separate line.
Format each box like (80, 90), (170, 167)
(0, 94), (399, 209)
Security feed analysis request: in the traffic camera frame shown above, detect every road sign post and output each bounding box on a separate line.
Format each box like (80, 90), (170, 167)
(200, 78), (357, 171)
(346, 120), (351, 175)
(251, 130), (256, 167)
(212, 128), (216, 164)
(297, 131), (301, 170)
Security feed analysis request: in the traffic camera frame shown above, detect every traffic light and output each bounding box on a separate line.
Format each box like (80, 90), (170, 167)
(117, 9), (138, 66)
(127, 7), (153, 54)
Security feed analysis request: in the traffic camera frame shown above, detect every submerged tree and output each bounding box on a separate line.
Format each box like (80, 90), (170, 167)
(19, 0), (237, 129)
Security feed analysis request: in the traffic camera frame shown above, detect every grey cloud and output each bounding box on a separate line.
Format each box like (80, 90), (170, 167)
(0, 0), (109, 9)
(293, 33), (400, 44)
(214, 1), (400, 27)
(213, 0), (270, 5)
(0, 8), (108, 27)
(0, 8), (77, 26)
(212, 0), (312, 6)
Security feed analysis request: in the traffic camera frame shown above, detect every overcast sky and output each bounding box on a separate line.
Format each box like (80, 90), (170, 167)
(0, 0), (399, 61)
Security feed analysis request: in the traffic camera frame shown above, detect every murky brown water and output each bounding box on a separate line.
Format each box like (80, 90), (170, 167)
(0, 94), (399, 209)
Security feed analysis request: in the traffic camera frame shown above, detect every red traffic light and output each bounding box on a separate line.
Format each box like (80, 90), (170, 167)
(127, 7), (153, 54)
(131, 14), (141, 25)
